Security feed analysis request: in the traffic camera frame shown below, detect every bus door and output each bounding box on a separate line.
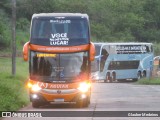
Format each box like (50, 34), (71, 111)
(100, 47), (109, 73)
(91, 44), (101, 80)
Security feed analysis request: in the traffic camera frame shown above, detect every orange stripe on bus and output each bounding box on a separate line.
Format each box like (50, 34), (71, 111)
(29, 44), (90, 53)
(28, 79), (82, 89)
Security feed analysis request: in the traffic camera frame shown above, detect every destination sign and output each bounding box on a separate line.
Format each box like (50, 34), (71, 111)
(116, 45), (148, 54)
(50, 33), (69, 46)
(36, 54), (56, 57)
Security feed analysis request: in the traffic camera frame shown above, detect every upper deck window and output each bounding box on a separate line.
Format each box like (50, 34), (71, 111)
(30, 17), (89, 46)
(115, 45), (153, 54)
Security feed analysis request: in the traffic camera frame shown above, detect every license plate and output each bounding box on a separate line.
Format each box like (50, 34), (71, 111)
(54, 98), (64, 102)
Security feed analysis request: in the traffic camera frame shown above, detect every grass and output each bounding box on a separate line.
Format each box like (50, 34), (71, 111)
(0, 57), (29, 111)
(136, 78), (160, 85)
(0, 49), (11, 57)
(16, 30), (30, 51)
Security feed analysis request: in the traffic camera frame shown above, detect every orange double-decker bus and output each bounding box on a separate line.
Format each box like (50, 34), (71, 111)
(23, 13), (95, 108)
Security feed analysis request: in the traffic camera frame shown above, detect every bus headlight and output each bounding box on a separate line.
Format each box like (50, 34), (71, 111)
(77, 82), (91, 93)
(27, 82), (42, 92)
(31, 84), (42, 92)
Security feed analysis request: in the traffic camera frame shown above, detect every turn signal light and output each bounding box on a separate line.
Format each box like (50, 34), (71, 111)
(27, 82), (41, 92)
(27, 82), (33, 88)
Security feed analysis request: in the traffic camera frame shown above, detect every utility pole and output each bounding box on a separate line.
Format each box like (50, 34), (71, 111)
(12, 0), (16, 76)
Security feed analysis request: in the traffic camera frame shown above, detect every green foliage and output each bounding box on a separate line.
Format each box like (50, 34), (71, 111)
(0, 10), (11, 49)
(153, 42), (160, 56)
(16, 30), (30, 51)
(16, 17), (30, 50)
(136, 78), (160, 85)
(17, 18), (30, 31)
(1, 0), (160, 53)
(0, 58), (29, 111)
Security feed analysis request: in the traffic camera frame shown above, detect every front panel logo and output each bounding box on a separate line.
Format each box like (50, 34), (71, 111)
(57, 90), (61, 94)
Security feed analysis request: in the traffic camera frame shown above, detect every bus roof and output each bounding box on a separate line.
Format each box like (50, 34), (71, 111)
(94, 42), (153, 46)
(32, 13), (89, 19)
(154, 56), (160, 60)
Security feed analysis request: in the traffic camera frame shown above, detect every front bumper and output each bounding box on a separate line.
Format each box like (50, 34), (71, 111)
(29, 89), (90, 103)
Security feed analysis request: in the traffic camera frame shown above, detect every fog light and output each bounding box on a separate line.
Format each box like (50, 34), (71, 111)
(81, 94), (86, 99)
(32, 94), (39, 99)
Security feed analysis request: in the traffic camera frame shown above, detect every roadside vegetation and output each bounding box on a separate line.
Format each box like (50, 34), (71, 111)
(136, 78), (160, 85)
(0, 0), (160, 111)
(0, 57), (29, 111)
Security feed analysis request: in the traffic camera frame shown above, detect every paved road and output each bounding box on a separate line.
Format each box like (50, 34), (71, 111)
(3, 82), (160, 120)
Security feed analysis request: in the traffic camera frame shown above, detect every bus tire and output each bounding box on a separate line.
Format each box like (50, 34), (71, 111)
(76, 98), (89, 108)
(132, 79), (138, 82)
(32, 101), (41, 108)
(109, 75), (112, 83)
(112, 72), (116, 81)
(143, 71), (146, 78)
(137, 72), (142, 80)
(105, 73), (111, 83)
(104, 75), (108, 83)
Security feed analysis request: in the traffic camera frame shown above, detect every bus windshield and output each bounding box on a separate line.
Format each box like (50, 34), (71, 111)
(31, 17), (89, 46)
(30, 51), (88, 82)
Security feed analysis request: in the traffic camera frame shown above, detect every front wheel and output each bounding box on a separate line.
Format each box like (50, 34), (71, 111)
(142, 71), (146, 78)
(112, 73), (116, 81)
(137, 72), (142, 80)
(105, 73), (112, 83)
(76, 97), (90, 108)
(108, 75), (112, 83)
(32, 101), (42, 108)
(132, 79), (138, 82)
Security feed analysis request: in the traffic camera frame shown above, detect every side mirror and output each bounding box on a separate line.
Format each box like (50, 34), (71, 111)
(23, 42), (29, 61)
(89, 42), (95, 61)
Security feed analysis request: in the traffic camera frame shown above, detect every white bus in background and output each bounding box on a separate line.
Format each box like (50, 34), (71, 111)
(91, 42), (154, 82)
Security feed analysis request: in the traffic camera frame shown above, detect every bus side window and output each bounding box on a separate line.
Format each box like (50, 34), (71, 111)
(32, 20), (40, 38)
(100, 49), (109, 72)
(151, 45), (153, 52)
(146, 45), (150, 53)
